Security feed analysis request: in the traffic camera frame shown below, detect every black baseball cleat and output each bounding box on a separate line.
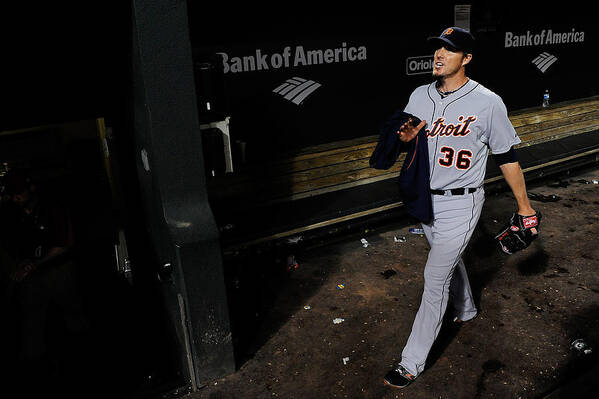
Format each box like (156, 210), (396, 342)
(383, 364), (416, 388)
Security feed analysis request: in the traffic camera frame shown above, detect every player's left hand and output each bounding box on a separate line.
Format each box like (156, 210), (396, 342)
(519, 209), (538, 234)
(397, 118), (426, 142)
(495, 211), (542, 254)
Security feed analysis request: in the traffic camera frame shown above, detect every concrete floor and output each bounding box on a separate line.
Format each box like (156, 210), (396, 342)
(194, 166), (599, 399)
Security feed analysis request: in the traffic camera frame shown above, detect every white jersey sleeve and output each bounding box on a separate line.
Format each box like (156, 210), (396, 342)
(484, 95), (521, 154)
(403, 85), (429, 123)
(404, 91), (417, 115)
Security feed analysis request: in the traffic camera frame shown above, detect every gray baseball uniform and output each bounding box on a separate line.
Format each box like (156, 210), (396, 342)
(398, 79), (521, 376)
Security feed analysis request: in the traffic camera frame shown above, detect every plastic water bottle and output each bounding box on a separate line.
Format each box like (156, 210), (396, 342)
(542, 89), (550, 107)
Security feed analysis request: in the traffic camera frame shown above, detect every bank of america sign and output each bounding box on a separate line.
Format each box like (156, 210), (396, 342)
(532, 52), (558, 73)
(272, 77), (322, 105)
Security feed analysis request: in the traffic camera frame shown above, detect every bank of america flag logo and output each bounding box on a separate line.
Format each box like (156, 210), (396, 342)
(272, 77), (321, 105)
(532, 52), (558, 73)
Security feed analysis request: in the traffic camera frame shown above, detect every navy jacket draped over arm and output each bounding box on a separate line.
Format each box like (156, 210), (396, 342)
(369, 110), (433, 224)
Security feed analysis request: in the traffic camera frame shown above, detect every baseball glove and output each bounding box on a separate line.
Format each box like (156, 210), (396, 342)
(495, 212), (542, 254)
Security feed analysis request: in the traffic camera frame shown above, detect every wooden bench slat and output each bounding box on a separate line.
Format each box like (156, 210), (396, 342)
(282, 145), (376, 173)
(516, 120), (599, 148)
(257, 163), (404, 202)
(291, 135), (378, 158)
(207, 144), (379, 192)
(211, 154), (407, 201)
(282, 170), (402, 202)
(510, 104), (599, 129)
(515, 108), (599, 134)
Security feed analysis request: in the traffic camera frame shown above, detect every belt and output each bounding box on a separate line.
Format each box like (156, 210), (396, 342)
(430, 187), (478, 196)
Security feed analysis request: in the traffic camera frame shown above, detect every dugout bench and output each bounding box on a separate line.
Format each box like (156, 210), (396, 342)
(207, 96), (599, 250)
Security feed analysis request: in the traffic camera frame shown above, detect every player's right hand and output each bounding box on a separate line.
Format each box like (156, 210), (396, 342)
(397, 118), (426, 142)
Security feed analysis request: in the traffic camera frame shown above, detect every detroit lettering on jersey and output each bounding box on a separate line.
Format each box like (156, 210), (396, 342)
(426, 116), (477, 137)
(403, 79), (522, 191)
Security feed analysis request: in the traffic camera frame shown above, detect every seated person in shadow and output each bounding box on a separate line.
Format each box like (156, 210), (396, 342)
(1, 169), (89, 391)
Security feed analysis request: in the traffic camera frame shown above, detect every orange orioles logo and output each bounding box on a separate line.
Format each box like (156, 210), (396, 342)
(443, 28), (454, 36)
(426, 115), (477, 138)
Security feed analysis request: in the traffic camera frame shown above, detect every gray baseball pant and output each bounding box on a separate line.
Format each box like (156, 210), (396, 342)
(400, 188), (484, 376)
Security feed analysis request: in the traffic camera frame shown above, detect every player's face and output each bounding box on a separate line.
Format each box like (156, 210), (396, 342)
(432, 46), (470, 78)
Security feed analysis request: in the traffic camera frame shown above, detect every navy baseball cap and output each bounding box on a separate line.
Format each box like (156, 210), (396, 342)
(427, 27), (475, 54)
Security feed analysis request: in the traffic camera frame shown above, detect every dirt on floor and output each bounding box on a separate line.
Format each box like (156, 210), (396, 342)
(192, 167), (599, 399)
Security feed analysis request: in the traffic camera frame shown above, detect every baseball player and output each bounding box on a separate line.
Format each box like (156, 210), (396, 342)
(383, 27), (541, 388)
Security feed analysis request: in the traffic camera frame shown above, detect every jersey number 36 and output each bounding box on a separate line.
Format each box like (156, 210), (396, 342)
(438, 146), (472, 170)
